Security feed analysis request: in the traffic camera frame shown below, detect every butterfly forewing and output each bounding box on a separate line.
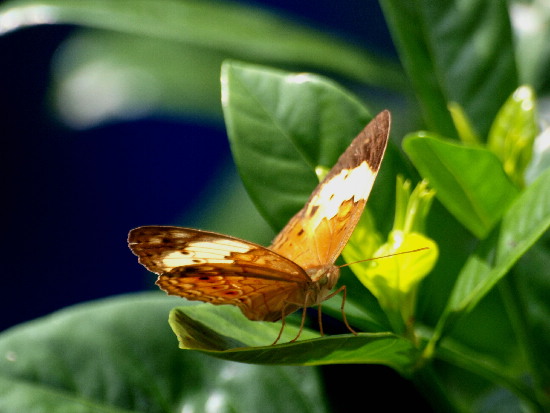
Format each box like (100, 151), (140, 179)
(269, 110), (391, 269)
(128, 226), (311, 321)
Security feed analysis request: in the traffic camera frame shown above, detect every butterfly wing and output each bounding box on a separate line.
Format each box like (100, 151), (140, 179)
(128, 226), (310, 321)
(269, 110), (391, 269)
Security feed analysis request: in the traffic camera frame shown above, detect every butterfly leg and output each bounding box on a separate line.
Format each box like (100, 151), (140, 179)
(272, 293), (312, 344)
(272, 298), (305, 345)
(272, 315), (286, 345)
(289, 288), (315, 342)
(323, 285), (357, 336)
(289, 305), (308, 343)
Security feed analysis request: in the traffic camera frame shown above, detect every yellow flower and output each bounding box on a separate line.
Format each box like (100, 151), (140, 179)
(343, 177), (438, 334)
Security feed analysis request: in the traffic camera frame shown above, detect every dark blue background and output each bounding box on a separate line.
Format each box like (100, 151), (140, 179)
(1, 1), (433, 410)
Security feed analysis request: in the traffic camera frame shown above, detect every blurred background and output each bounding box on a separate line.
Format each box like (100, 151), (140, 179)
(0, 1), (432, 409)
(1, 0), (395, 332)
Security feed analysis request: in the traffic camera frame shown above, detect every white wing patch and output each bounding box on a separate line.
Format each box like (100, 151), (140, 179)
(162, 239), (253, 269)
(306, 161), (374, 224)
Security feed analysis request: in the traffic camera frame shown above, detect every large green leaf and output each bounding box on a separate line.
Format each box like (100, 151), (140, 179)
(403, 134), (518, 239)
(221, 61), (415, 233)
(435, 168), (550, 341)
(221, 60), (375, 230)
(381, 0), (518, 137)
(0, 293), (328, 413)
(167, 304), (417, 374)
(0, 0), (405, 89)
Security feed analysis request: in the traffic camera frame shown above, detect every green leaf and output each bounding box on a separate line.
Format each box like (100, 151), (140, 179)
(403, 134), (519, 239)
(434, 168), (550, 343)
(168, 304), (417, 374)
(221, 60), (374, 230)
(0, 0), (405, 89)
(381, 0), (518, 137)
(0, 293), (328, 413)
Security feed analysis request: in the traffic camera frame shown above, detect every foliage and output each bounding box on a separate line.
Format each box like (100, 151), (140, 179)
(1, 0), (550, 412)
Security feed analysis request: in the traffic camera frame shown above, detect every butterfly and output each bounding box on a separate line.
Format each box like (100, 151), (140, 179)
(128, 110), (391, 343)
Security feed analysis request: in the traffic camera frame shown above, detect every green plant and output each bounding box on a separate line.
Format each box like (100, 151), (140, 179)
(1, 1), (549, 412)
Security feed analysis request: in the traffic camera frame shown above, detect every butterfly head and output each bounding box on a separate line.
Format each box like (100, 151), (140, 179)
(306, 264), (340, 303)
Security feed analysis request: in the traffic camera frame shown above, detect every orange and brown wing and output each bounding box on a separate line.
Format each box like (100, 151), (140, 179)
(269, 110), (391, 269)
(128, 226), (310, 321)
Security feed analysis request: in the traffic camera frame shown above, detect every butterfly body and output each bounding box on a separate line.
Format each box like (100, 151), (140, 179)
(128, 110), (391, 336)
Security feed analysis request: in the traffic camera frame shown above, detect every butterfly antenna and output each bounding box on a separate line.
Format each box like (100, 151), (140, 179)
(339, 247), (429, 268)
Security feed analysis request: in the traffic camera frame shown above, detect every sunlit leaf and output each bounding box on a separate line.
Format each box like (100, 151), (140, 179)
(403, 134), (518, 239)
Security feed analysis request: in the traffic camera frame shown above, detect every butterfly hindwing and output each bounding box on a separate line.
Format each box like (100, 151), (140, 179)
(269, 110), (391, 269)
(156, 269), (303, 321)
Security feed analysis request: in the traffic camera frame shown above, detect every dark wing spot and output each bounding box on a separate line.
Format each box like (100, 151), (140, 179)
(297, 229), (304, 236)
(309, 205), (319, 216)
